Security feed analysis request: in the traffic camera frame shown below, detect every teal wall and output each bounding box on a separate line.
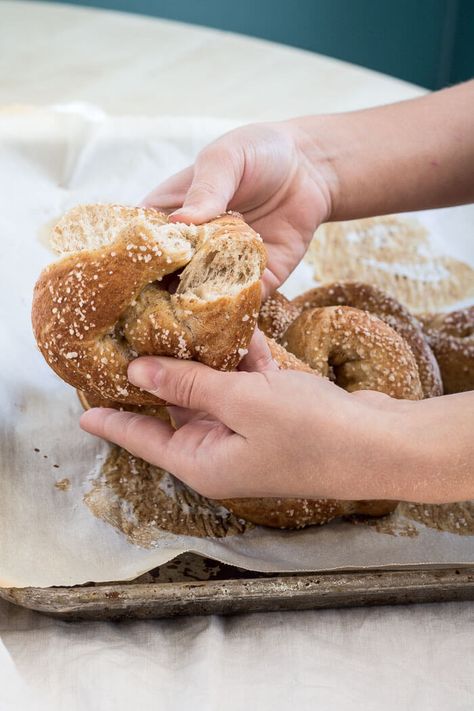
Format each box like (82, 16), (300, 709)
(41, 0), (474, 89)
(452, 0), (474, 84)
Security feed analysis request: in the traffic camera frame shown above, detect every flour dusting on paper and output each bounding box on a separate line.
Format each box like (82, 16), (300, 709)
(84, 446), (252, 547)
(350, 501), (474, 538)
(307, 215), (474, 312)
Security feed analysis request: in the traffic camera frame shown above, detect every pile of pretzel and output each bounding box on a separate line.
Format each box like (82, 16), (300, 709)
(32, 206), (473, 529)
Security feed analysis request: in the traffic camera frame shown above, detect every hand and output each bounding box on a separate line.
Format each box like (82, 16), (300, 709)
(80, 331), (424, 503)
(142, 122), (335, 297)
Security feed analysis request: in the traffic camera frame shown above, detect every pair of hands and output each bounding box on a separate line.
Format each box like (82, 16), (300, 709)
(79, 117), (450, 504)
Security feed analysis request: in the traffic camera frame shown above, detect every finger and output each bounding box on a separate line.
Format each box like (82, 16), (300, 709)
(80, 407), (238, 491)
(238, 328), (279, 373)
(127, 356), (244, 428)
(261, 267), (281, 299)
(159, 419), (242, 499)
(140, 166), (194, 208)
(168, 144), (244, 223)
(80, 407), (175, 468)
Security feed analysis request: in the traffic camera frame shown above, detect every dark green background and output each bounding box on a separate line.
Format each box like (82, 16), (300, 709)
(41, 0), (473, 88)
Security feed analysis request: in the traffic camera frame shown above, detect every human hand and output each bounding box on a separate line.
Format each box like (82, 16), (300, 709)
(80, 331), (423, 503)
(142, 122), (335, 297)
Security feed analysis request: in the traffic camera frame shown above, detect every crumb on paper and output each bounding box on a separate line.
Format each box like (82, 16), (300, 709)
(350, 500), (474, 538)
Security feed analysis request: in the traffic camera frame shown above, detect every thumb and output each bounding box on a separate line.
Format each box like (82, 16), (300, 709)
(238, 328), (279, 373)
(128, 356), (240, 422)
(169, 144), (243, 224)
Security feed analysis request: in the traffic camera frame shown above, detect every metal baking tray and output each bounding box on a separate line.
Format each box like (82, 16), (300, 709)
(1, 554), (474, 620)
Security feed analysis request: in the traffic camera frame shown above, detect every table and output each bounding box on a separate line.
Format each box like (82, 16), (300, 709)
(1, 0), (423, 118)
(1, 2), (473, 710)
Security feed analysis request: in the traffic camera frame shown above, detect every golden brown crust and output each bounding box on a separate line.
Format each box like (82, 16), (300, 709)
(36, 219), (436, 532)
(32, 205), (266, 405)
(419, 307), (474, 394)
(283, 306), (423, 400)
(290, 282), (442, 398)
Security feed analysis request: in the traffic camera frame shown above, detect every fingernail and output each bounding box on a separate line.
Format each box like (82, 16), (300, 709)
(169, 207), (198, 222)
(128, 358), (162, 391)
(79, 407), (105, 433)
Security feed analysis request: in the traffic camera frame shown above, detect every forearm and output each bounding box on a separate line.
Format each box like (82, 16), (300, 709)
(291, 81), (474, 221)
(373, 392), (474, 504)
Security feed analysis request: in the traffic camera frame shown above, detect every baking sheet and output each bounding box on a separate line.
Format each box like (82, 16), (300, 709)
(1, 105), (473, 589)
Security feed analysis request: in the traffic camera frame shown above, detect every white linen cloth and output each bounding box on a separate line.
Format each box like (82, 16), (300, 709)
(1, 597), (473, 710)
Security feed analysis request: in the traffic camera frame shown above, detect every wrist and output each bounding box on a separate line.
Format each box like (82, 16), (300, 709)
(290, 111), (375, 223)
(369, 395), (465, 504)
(283, 116), (339, 224)
(374, 399), (427, 502)
(344, 392), (421, 502)
(388, 393), (473, 504)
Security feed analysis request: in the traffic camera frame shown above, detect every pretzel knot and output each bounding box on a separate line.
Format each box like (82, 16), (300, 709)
(32, 205), (266, 405)
(260, 282), (443, 398)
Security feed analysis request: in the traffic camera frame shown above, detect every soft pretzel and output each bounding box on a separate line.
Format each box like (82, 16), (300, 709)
(259, 282), (442, 398)
(419, 307), (474, 394)
(222, 304), (424, 528)
(32, 205), (266, 405)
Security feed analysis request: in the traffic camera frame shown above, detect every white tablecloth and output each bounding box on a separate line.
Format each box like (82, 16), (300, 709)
(1, 2), (473, 709)
(1, 599), (474, 710)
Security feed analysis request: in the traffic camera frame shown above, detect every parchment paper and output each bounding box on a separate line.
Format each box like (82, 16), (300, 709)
(1, 105), (473, 588)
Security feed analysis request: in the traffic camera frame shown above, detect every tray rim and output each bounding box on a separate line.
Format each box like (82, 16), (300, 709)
(2, 566), (474, 620)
